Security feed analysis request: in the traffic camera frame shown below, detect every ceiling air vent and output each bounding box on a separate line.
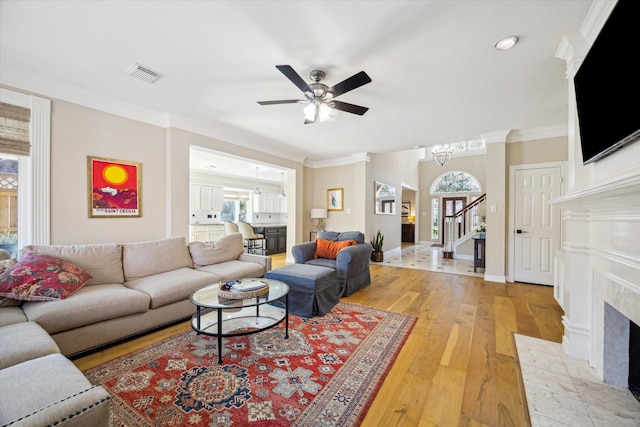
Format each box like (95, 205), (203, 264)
(126, 63), (163, 84)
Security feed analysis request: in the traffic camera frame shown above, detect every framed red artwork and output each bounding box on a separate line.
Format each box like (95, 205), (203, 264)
(88, 156), (141, 218)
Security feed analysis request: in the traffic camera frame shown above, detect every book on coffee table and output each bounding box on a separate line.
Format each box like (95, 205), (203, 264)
(229, 278), (268, 292)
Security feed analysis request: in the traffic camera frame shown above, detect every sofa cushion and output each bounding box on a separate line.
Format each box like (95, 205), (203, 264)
(0, 306), (27, 327)
(0, 354), (111, 427)
(314, 238), (358, 259)
(22, 243), (124, 285)
(196, 259), (265, 282)
(317, 230), (365, 244)
(123, 237), (193, 281)
(22, 283), (150, 334)
(0, 252), (92, 302)
(125, 267), (217, 309)
(0, 321), (60, 370)
(188, 233), (244, 267)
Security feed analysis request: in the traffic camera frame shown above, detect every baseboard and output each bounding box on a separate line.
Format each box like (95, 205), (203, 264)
(484, 274), (506, 283)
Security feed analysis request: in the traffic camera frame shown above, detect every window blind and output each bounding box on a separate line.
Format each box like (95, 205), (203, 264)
(0, 102), (31, 156)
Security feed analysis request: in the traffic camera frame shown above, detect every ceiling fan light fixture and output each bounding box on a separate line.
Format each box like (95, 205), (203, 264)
(303, 102), (331, 123)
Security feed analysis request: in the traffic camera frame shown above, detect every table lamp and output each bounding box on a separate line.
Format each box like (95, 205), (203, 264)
(310, 208), (327, 231)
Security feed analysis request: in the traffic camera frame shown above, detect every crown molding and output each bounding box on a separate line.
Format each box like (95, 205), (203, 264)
(482, 129), (512, 144)
(0, 66), (306, 165)
(508, 124), (568, 143)
(167, 113), (306, 164)
(0, 66), (167, 127)
(580, 0), (617, 45)
(305, 155), (361, 169)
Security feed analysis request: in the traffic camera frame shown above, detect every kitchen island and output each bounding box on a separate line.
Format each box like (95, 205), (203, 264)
(251, 224), (287, 254)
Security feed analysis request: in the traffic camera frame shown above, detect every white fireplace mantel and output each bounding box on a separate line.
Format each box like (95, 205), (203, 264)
(551, 169), (640, 381)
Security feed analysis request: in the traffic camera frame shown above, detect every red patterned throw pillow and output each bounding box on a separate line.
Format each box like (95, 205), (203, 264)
(0, 251), (92, 302)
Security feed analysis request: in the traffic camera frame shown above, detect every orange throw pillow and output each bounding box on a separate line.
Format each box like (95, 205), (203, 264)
(314, 238), (358, 259)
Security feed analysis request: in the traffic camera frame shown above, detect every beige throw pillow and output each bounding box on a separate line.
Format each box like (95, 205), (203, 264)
(188, 233), (244, 267)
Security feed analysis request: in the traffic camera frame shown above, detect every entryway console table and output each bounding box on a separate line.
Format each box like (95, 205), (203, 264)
(473, 237), (485, 272)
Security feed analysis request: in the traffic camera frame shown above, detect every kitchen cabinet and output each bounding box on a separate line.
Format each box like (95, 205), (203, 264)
(279, 195), (287, 213)
(190, 224), (224, 242)
(252, 192), (286, 214)
(254, 225), (286, 254)
(191, 184), (223, 211)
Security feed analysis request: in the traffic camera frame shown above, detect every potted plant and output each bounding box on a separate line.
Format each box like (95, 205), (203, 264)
(476, 221), (486, 238)
(371, 230), (384, 262)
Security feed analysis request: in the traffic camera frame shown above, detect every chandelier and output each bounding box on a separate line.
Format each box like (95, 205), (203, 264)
(432, 144), (455, 166)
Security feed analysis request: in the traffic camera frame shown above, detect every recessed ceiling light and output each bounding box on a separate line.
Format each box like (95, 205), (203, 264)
(495, 36), (518, 51)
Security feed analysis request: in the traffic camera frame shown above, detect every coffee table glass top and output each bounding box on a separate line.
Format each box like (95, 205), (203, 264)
(190, 278), (288, 308)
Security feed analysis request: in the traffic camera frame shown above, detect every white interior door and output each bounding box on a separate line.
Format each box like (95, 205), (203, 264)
(514, 166), (561, 285)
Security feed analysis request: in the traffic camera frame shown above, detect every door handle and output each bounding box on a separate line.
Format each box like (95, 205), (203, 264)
(516, 229), (528, 234)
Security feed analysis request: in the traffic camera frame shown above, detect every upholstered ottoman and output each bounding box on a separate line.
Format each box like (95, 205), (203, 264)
(266, 264), (339, 318)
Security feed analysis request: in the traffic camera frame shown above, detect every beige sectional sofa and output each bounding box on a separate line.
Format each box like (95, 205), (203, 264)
(0, 232), (271, 427)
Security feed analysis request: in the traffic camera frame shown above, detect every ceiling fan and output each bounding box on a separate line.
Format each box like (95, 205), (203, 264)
(258, 65), (372, 124)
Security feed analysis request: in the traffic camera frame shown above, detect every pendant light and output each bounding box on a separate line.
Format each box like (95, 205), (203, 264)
(432, 144), (455, 166)
(254, 166), (261, 195)
(279, 172), (287, 198)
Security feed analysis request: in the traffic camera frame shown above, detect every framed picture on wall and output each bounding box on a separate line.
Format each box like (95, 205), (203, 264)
(327, 188), (344, 211)
(401, 201), (411, 217)
(88, 156), (141, 218)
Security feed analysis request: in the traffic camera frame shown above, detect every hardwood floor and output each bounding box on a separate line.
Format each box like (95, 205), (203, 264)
(73, 251), (564, 426)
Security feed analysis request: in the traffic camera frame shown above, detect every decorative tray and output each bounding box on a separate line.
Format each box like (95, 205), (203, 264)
(218, 278), (269, 300)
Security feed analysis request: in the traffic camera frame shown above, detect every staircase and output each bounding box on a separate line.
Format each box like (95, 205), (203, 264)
(443, 194), (486, 258)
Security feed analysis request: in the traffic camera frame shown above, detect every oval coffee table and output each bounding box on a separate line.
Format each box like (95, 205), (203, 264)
(189, 278), (289, 364)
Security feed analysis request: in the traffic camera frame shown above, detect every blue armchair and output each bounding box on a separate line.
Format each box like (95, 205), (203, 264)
(292, 231), (373, 297)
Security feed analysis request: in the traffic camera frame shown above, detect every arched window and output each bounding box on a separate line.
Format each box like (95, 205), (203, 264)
(430, 171), (481, 194)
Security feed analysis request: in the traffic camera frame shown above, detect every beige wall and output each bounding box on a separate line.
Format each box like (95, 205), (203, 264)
(38, 91), (569, 273)
(48, 98), (304, 248)
(507, 136), (568, 166)
(307, 164), (358, 235)
(368, 150), (420, 250)
(51, 99), (166, 244)
(304, 149), (420, 251)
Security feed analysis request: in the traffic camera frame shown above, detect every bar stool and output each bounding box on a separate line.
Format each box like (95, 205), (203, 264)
(223, 221), (239, 235)
(237, 221), (266, 255)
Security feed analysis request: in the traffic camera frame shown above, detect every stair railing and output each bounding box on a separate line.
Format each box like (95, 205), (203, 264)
(443, 194), (486, 255)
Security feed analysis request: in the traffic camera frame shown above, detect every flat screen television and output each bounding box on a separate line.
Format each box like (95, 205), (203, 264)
(573, 0), (640, 165)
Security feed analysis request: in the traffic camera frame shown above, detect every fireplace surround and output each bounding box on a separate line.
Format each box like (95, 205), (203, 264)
(552, 172), (640, 396)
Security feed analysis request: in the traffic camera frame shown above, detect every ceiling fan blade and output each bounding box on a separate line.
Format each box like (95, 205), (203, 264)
(257, 100), (301, 105)
(276, 65), (312, 94)
(329, 71), (372, 98)
(332, 100), (369, 116)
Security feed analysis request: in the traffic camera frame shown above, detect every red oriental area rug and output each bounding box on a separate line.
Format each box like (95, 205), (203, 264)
(83, 302), (415, 426)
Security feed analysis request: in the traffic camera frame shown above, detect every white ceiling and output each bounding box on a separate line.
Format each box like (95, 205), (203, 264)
(0, 1), (592, 180)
